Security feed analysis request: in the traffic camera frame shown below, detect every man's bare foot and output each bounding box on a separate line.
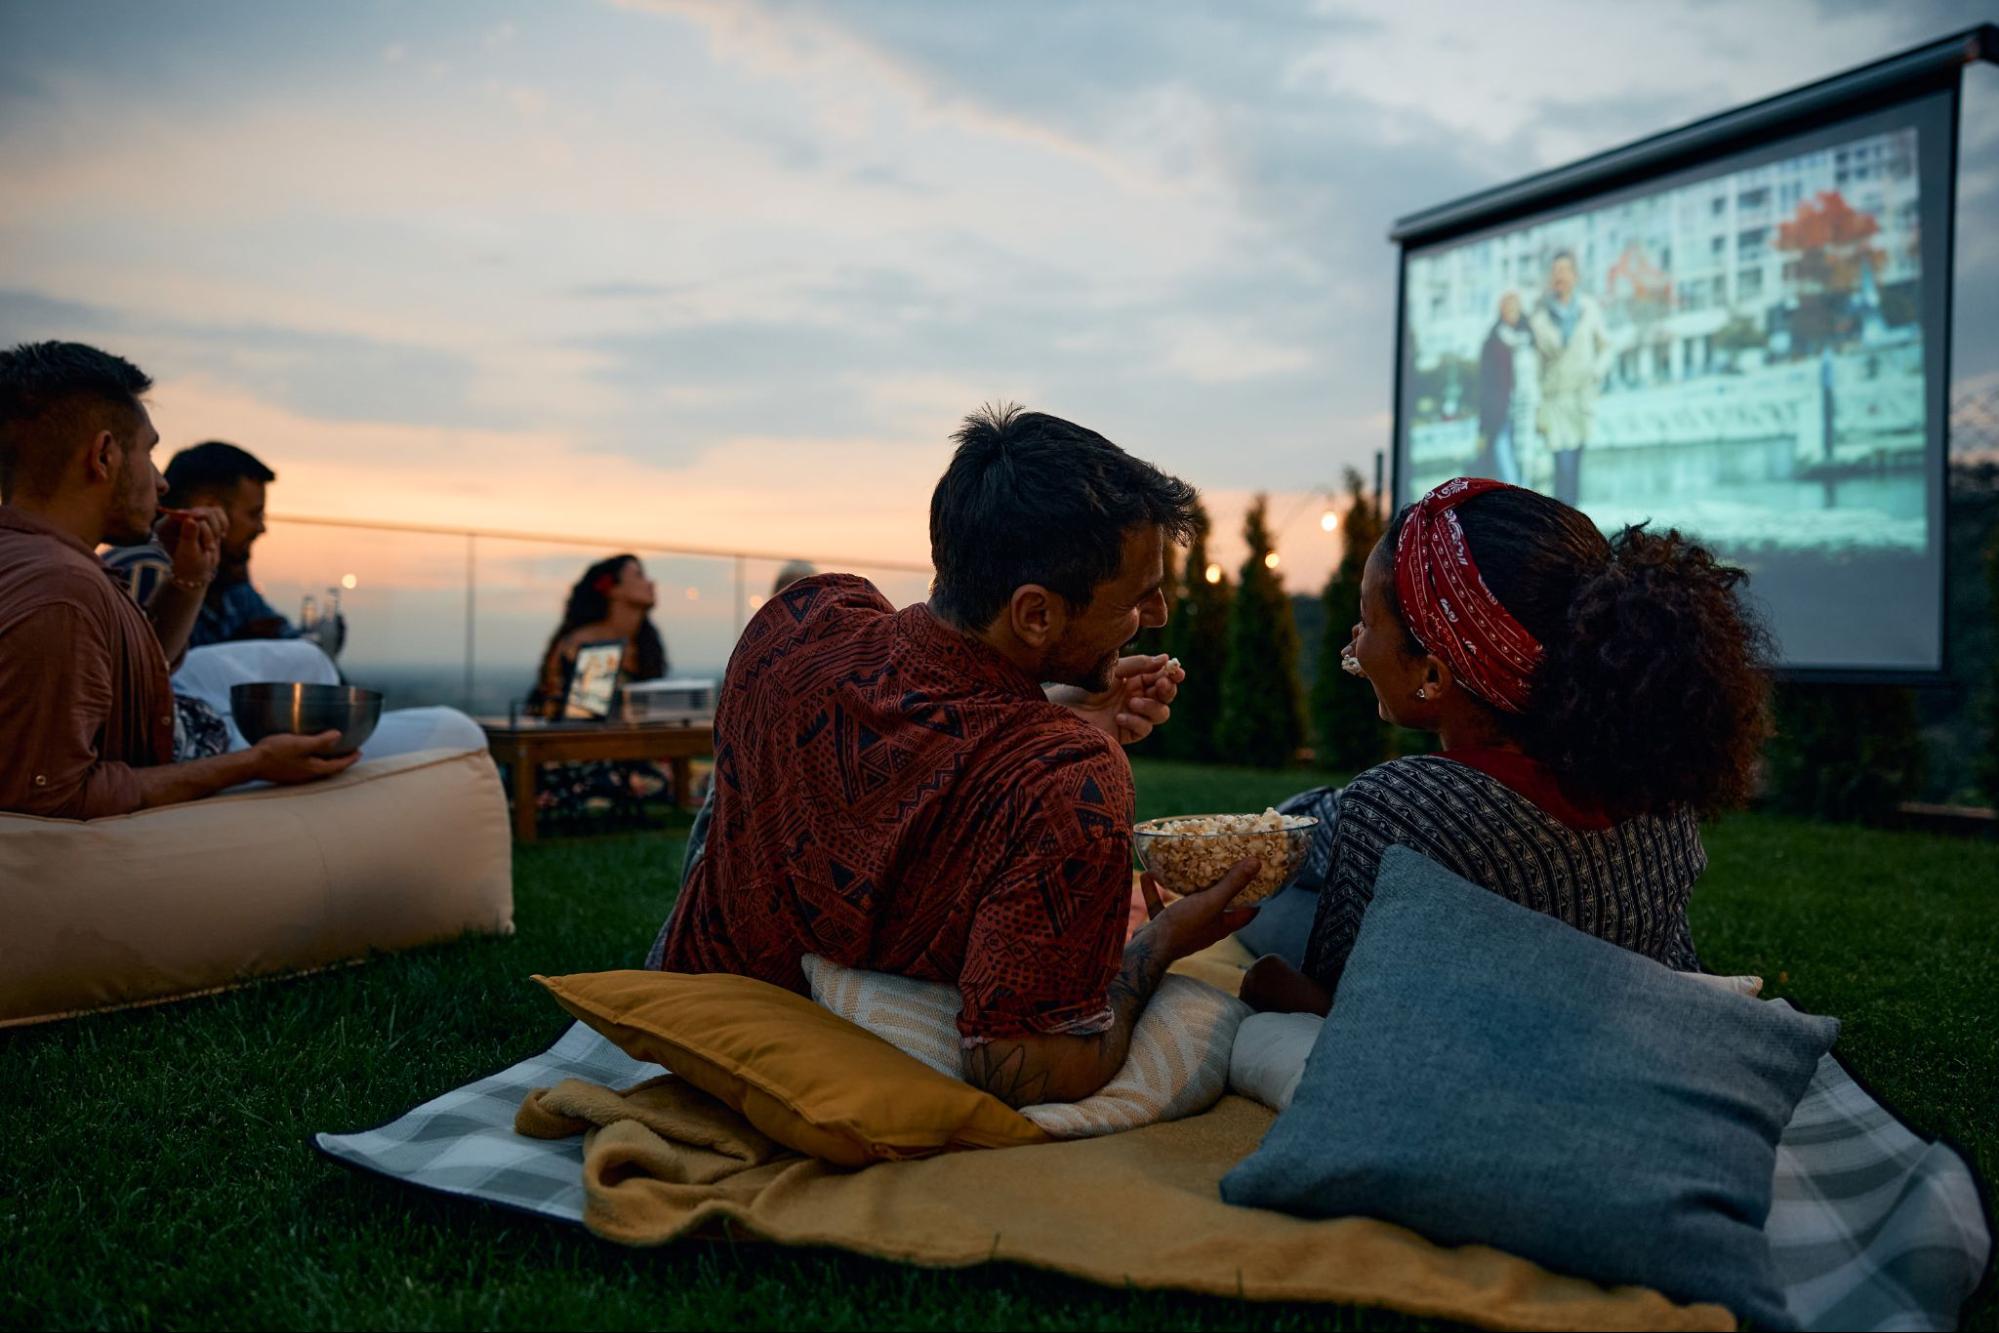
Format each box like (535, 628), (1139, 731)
(1239, 954), (1333, 1016)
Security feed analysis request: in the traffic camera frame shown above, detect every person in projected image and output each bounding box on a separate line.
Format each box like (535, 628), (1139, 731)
(523, 553), (675, 822)
(1528, 250), (1613, 506)
(1238, 477), (1773, 1018)
(1474, 291), (1530, 486)
(651, 405), (1229, 1111)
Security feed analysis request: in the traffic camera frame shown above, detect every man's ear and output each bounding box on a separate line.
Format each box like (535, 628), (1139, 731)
(1007, 584), (1066, 652)
(81, 429), (120, 485)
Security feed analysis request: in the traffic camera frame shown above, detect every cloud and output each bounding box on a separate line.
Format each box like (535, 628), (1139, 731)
(0, 287), (502, 430)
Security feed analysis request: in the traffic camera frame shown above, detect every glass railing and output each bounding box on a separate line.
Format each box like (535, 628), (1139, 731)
(250, 514), (933, 715)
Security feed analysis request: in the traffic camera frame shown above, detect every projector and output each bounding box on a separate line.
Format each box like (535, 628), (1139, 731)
(621, 678), (717, 724)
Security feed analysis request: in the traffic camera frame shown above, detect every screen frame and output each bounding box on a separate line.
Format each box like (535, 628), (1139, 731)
(1389, 76), (1970, 685)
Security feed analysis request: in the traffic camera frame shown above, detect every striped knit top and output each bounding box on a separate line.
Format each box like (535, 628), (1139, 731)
(1294, 754), (1706, 993)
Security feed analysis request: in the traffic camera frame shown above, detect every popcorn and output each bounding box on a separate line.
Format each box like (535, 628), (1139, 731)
(1132, 809), (1318, 906)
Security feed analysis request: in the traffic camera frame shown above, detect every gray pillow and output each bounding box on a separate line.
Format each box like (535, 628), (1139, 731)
(1221, 846), (1838, 1330)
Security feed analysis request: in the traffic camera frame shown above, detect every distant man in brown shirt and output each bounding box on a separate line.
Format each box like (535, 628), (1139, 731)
(0, 340), (356, 818)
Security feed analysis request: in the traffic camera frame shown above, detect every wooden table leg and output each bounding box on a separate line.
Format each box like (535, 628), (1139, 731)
(510, 753), (540, 843)
(671, 756), (695, 811)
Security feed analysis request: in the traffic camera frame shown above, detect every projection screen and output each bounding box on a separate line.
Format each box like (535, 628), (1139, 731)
(1389, 32), (1994, 679)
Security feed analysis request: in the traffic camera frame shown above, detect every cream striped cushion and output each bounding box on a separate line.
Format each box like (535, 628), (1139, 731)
(800, 954), (1249, 1139)
(798, 954), (962, 1078)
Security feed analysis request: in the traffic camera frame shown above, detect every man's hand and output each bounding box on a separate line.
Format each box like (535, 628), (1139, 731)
(1049, 653), (1186, 746)
(1135, 857), (1261, 962)
(160, 505), (224, 590)
(250, 730), (360, 784)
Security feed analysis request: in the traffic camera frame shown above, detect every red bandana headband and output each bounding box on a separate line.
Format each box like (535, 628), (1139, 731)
(1393, 477), (1544, 715)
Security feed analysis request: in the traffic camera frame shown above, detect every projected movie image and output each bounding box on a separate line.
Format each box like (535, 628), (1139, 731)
(1399, 109), (1945, 672)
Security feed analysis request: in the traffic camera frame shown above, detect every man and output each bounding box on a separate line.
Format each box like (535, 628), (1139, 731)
(0, 340), (356, 818)
(658, 405), (1260, 1108)
(104, 439), (341, 653)
(1528, 250), (1613, 506)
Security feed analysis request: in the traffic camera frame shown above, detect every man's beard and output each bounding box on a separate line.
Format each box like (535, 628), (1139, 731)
(1048, 644), (1118, 694)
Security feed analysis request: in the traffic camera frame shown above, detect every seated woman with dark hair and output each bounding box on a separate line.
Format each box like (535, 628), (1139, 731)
(529, 553), (668, 713)
(525, 554), (673, 820)
(1246, 476), (1772, 1015)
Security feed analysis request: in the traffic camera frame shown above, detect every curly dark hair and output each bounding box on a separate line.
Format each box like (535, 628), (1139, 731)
(1383, 487), (1772, 818)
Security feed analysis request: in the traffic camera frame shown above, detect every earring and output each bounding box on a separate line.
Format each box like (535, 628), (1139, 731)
(1414, 687), (1427, 700)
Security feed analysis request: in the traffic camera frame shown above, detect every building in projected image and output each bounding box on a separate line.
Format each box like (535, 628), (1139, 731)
(1403, 124), (1927, 549)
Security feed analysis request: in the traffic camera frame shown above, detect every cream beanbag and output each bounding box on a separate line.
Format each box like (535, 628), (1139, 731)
(0, 747), (513, 1026)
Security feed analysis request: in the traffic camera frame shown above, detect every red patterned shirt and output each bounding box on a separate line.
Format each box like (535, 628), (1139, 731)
(660, 574), (1135, 1044)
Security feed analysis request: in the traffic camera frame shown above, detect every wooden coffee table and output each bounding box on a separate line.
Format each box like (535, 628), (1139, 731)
(479, 717), (715, 842)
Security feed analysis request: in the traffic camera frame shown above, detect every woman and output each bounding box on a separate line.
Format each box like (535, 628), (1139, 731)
(528, 554), (668, 716)
(525, 554), (673, 823)
(1246, 477), (1770, 1015)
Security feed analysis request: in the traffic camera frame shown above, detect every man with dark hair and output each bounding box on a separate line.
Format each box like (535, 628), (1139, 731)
(0, 341), (355, 818)
(657, 405), (1260, 1108)
(104, 439), (338, 652)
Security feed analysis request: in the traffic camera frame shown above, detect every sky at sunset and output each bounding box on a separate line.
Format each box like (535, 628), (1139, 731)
(3, 0), (1995, 690)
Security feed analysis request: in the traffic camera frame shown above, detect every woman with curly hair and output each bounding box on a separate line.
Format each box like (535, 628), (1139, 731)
(524, 554), (674, 823)
(1245, 477), (1772, 1015)
(528, 554), (669, 715)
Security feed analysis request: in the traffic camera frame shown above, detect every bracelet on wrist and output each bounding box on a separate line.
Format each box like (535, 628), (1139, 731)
(169, 574), (211, 592)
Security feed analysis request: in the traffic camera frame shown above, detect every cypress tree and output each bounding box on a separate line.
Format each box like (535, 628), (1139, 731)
(1218, 494), (1307, 768)
(1982, 525), (1999, 805)
(1310, 469), (1390, 773)
(1161, 503), (1230, 762)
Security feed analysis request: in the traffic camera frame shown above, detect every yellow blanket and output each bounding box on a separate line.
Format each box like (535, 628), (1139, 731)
(520, 1076), (1732, 1331)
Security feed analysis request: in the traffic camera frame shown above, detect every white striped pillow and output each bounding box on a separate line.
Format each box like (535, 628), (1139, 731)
(800, 955), (1249, 1139)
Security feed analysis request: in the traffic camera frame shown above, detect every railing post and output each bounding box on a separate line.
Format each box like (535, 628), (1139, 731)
(734, 553), (746, 635)
(464, 532), (477, 713)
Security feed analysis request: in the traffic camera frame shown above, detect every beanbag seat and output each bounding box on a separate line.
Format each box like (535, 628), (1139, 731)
(0, 746), (513, 1026)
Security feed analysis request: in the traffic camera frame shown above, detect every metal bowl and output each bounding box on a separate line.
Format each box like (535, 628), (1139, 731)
(1133, 813), (1319, 905)
(229, 683), (383, 756)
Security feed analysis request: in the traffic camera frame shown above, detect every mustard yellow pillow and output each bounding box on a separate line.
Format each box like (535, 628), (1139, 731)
(533, 970), (1050, 1166)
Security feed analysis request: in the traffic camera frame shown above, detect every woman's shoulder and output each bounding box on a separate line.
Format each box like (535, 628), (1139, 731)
(552, 623), (613, 655)
(1332, 755), (1485, 825)
(1345, 753), (1474, 794)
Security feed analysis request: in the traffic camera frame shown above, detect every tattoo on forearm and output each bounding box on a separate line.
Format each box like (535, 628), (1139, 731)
(961, 932), (1174, 1108)
(962, 1042), (1052, 1109)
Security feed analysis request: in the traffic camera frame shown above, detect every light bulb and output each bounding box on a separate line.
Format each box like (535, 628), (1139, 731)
(684, 587), (700, 601)
(1320, 510), (1338, 533)
(748, 594), (766, 610)
(1204, 562), (1223, 585)
(1264, 551), (1281, 569)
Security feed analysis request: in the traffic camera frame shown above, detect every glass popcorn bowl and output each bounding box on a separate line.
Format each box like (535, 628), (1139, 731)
(1132, 810), (1318, 906)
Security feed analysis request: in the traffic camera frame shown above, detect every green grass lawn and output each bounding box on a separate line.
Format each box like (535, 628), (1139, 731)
(4, 757), (1994, 1331)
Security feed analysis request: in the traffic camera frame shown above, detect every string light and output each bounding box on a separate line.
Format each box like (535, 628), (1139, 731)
(1264, 551), (1281, 570)
(748, 594), (766, 610)
(684, 587), (701, 601)
(1203, 562), (1223, 585)
(1320, 510), (1339, 533)
(340, 573), (358, 590)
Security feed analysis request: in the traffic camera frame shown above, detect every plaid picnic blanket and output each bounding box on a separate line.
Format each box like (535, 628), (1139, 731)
(315, 1021), (1990, 1331)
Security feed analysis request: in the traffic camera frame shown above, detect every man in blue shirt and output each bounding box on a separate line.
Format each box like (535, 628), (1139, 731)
(103, 440), (341, 654)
